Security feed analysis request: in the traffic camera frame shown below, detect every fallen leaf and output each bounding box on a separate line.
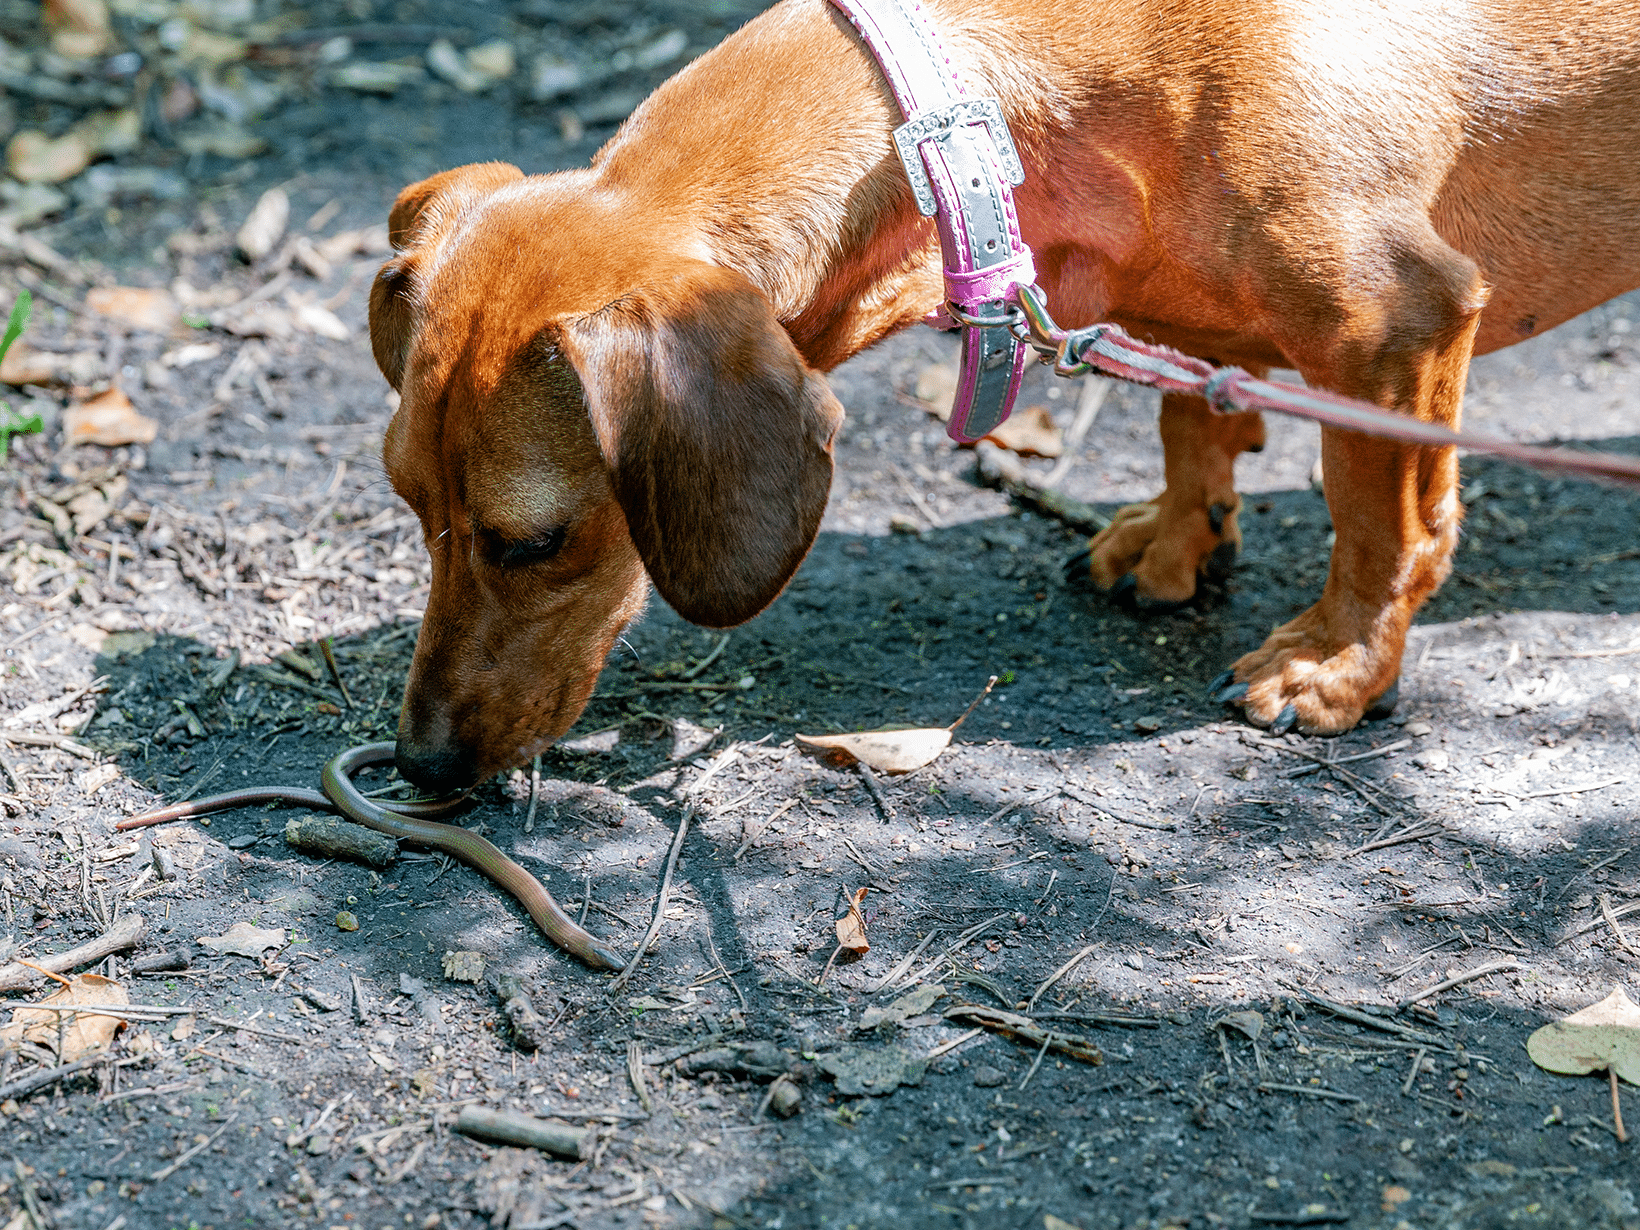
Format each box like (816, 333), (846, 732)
(797, 676), (995, 773)
(815, 1043), (927, 1096)
(797, 727), (952, 774)
(983, 404), (1063, 457)
(85, 286), (181, 334)
(1526, 986), (1640, 1083)
(199, 921), (286, 960)
(289, 299), (349, 340)
(170, 1015), (197, 1041)
(46, 0), (113, 58)
(1, 973), (128, 1060)
(859, 983), (946, 1030)
(63, 388), (158, 447)
(236, 187), (289, 262)
(368, 1050), (395, 1071)
(914, 362), (957, 420)
(835, 887), (870, 955)
(1217, 1010), (1265, 1041)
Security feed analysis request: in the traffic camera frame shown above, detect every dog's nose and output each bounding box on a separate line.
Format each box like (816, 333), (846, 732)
(395, 741), (479, 795)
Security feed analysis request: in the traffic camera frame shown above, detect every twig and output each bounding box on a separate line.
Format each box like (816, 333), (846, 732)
(318, 637), (352, 707)
(1037, 376), (1109, 489)
(208, 1016), (302, 1043)
(1347, 821), (1446, 857)
(898, 913), (1010, 990)
(733, 799), (798, 861)
(680, 634), (731, 680)
(1027, 942), (1098, 1014)
(1256, 1082), (1360, 1103)
(578, 873), (591, 929)
(1600, 894), (1637, 955)
(1017, 1033), (1053, 1090)
(1397, 959), (1520, 1008)
(0, 913), (145, 992)
(525, 754), (542, 834)
(609, 804), (695, 994)
(924, 1026), (985, 1061)
(865, 929), (944, 995)
(1401, 1047), (1426, 1096)
(1279, 738), (1410, 777)
(626, 1041), (653, 1113)
(858, 763), (895, 820)
(150, 1112), (238, 1182)
(1611, 1068), (1628, 1144)
(0, 1054), (107, 1102)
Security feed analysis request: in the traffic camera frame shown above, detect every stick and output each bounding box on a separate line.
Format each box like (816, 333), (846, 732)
(0, 913), (145, 991)
(319, 637), (352, 707)
(1347, 821), (1446, 858)
(858, 763), (895, 820)
(0, 1054), (106, 1101)
(524, 754), (542, 833)
(865, 929), (944, 995)
(1017, 1033), (1052, 1090)
(1256, 1082), (1361, 1103)
(1402, 1047), (1426, 1096)
(609, 804), (694, 994)
(1600, 893), (1637, 955)
(1027, 942), (1098, 1014)
(733, 798), (798, 861)
(1612, 1068), (1627, 1144)
(1397, 960), (1520, 1008)
(943, 1004), (1103, 1065)
(454, 1106), (591, 1159)
(1279, 738), (1410, 777)
(150, 1112), (238, 1182)
(626, 1041), (653, 1113)
(924, 1027), (985, 1062)
(1037, 376), (1109, 490)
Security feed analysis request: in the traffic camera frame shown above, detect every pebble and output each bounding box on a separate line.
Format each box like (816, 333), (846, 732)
(226, 834), (259, 850)
(972, 1065), (1006, 1088)
(305, 1133), (331, 1155)
(335, 911), (359, 931)
(1412, 749), (1449, 772)
(1404, 720), (1434, 737)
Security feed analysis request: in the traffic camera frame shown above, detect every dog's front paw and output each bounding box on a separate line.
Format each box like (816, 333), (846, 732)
(1209, 602), (1404, 735)
(1066, 496), (1240, 613)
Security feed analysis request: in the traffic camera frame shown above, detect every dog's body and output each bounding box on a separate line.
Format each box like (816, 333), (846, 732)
(372, 0), (1640, 792)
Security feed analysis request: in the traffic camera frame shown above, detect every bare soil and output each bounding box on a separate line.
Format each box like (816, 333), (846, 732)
(2, 3), (1639, 1229)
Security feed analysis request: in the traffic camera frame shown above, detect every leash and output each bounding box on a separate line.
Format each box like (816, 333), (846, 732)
(826, 0), (1640, 489)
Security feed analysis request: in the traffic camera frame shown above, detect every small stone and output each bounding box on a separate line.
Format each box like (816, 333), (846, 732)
(305, 1133), (331, 1155)
(1133, 715), (1162, 734)
(335, 911), (359, 932)
(972, 1065), (1007, 1088)
(889, 514), (922, 535)
(767, 1076), (801, 1117)
(1412, 749), (1449, 772)
(1403, 720), (1434, 737)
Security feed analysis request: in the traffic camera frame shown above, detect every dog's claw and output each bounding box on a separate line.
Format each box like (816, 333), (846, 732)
(1208, 669), (1236, 696)
(1203, 539), (1239, 583)
(1269, 704), (1299, 735)
(1364, 677), (1401, 721)
(1213, 679), (1249, 704)
(1111, 572), (1139, 608)
(1062, 548), (1093, 585)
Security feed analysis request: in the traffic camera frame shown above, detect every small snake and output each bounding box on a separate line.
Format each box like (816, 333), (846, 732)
(118, 742), (623, 970)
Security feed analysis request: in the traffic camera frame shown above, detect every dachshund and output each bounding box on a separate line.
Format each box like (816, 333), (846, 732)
(370, 0), (1640, 791)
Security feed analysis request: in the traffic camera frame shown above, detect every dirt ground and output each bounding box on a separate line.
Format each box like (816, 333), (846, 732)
(2, 3), (1639, 1229)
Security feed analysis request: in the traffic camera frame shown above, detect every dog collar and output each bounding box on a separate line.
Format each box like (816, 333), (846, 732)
(826, 0), (1036, 443)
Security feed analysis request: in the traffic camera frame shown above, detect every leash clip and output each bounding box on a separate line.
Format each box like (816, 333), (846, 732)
(893, 97), (1025, 217)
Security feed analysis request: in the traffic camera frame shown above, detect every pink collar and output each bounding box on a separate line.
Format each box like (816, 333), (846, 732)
(826, 0), (1035, 443)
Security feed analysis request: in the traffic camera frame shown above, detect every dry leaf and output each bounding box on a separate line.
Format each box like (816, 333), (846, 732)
(914, 362), (957, 420)
(1, 972), (128, 1060)
(859, 983), (946, 1030)
(835, 887), (870, 955)
(237, 187), (289, 262)
(85, 286), (180, 334)
(199, 921), (286, 960)
(441, 951), (486, 983)
(63, 388), (159, 447)
(1526, 986), (1640, 1083)
(796, 727), (952, 774)
(796, 676), (996, 774)
(1217, 1010), (1265, 1041)
(984, 404), (1063, 458)
(170, 1014), (197, 1041)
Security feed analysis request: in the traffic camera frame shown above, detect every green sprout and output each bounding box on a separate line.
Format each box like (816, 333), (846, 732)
(0, 291), (41, 458)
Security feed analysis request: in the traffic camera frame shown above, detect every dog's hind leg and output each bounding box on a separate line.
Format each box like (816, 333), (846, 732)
(1071, 392), (1265, 611)
(1211, 228), (1487, 734)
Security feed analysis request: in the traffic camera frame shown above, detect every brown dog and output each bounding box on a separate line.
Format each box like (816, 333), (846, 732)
(371, 0), (1640, 791)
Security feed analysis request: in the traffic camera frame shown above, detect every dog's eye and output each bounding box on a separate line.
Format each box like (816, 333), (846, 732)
(496, 528), (567, 568)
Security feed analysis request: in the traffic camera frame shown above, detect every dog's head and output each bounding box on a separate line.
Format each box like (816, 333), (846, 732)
(371, 162), (844, 793)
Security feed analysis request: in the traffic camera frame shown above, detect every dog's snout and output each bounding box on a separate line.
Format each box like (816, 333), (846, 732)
(395, 741), (479, 796)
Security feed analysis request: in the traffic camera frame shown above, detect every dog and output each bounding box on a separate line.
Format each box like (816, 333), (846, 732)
(370, 0), (1640, 792)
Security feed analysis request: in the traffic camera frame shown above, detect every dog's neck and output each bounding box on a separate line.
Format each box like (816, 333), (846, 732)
(585, 0), (1094, 373)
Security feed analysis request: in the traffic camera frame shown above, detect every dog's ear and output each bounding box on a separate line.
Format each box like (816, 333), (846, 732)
(561, 262), (844, 628)
(370, 162), (525, 390)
